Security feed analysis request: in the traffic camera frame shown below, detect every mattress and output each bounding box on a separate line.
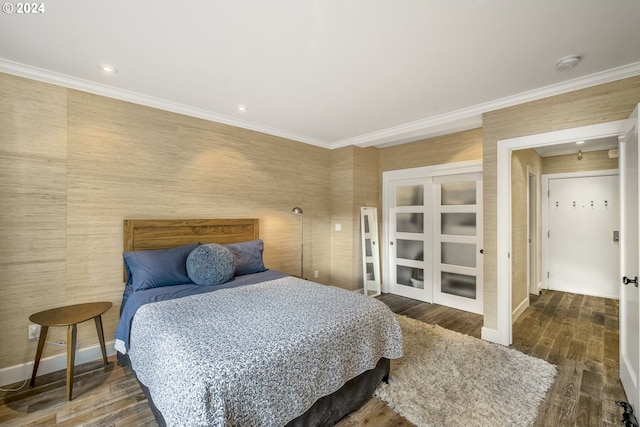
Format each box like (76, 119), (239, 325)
(116, 273), (403, 426)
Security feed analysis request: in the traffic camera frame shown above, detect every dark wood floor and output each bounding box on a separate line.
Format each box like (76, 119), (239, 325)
(368, 291), (628, 427)
(512, 291), (627, 427)
(0, 290), (628, 426)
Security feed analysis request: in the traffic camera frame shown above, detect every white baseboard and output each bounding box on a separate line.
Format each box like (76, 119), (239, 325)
(512, 297), (530, 322)
(481, 327), (509, 346)
(0, 340), (116, 388)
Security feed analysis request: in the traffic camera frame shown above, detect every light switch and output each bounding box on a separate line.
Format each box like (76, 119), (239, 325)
(335, 223), (341, 231)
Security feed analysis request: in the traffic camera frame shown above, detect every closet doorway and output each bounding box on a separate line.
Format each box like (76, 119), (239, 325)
(382, 161), (483, 314)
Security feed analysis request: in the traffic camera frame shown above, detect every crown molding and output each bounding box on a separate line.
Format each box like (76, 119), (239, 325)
(0, 58), (331, 149)
(336, 61), (640, 148)
(1, 58), (639, 150)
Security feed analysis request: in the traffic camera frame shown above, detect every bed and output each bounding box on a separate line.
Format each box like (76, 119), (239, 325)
(115, 219), (403, 427)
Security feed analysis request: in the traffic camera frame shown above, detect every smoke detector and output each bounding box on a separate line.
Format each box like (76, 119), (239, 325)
(556, 55), (582, 71)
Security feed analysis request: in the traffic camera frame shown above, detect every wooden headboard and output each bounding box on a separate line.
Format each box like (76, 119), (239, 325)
(123, 219), (259, 280)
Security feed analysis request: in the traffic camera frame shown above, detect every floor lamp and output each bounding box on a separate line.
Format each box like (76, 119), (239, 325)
(291, 207), (304, 278)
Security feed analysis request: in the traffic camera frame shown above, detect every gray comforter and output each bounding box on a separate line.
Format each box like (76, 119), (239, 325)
(127, 276), (403, 427)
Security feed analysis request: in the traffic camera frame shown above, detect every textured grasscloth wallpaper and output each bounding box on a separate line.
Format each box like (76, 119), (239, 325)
(1, 73), (335, 368)
(1, 70), (639, 372)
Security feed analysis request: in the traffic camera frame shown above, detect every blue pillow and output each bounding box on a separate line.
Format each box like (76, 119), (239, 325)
(123, 242), (198, 292)
(225, 239), (267, 276)
(186, 243), (236, 286)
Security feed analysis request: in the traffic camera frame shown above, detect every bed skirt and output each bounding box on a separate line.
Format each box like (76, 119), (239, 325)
(118, 352), (389, 427)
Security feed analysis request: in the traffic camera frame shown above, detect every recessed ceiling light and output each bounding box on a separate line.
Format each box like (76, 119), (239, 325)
(555, 55), (581, 71)
(237, 105), (248, 113)
(576, 140), (585, 145)
(99, 64), (118, 75)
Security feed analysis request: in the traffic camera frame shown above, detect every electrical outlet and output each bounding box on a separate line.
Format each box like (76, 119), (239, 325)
(314, 270), (319, 279)
(28, 324), (41, 340)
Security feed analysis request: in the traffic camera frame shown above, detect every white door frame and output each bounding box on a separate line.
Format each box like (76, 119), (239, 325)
(527, 166), (539, 296)
(493, 120), (624, 345)
(541, 169), (619, 294)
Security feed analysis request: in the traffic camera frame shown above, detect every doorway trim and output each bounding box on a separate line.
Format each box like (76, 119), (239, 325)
(527, 166), (539, 297)
(493, 120), (624, 345)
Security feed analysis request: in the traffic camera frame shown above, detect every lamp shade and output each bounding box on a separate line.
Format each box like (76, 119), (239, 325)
(291, 207), (303, 215)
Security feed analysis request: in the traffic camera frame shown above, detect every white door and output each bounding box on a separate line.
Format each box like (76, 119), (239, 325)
(385, 165), (483, 313)
(620, 104), (640, 412)
(546, 174), (619, 299)
(433, 173), (483, 314)
(388, 178), (433, 302)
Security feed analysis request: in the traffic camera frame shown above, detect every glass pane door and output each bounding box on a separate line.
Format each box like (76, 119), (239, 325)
(433, 173), (483, 314)
(388, 179), (433, 302)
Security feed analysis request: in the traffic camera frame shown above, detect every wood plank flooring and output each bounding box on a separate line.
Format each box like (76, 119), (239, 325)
(0, 290), (627, 426)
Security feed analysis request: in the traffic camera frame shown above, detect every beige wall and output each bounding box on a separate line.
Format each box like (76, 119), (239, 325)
(482, 75), (640, 331)
(542, 149), (618, 175)
(379, 128), (483, 173)
(0, 73), (333, 369)
(330, 147), (379, 291)
(330, 147), (355, 289)
(511, 149), (542, 318)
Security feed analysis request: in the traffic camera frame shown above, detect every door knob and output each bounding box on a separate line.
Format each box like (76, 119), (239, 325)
(622, 276), (638, 287)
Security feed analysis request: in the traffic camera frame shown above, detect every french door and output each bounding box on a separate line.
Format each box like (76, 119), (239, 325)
(388, 177), (433, 302)
(384, 162), (483, 314)
(433, 173), (483, 314)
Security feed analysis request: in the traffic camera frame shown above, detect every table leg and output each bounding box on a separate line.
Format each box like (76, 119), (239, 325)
(29, 325), (48, 388)
(66, 324), (77, 401)
(94, 315), (108, 366)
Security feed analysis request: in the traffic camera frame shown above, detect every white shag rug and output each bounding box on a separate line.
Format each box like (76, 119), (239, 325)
(375, 315), (557, 427)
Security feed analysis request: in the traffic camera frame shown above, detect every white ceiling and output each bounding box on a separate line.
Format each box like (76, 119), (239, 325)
(1, 1), (640, 149)
(533, 136), (619, 157)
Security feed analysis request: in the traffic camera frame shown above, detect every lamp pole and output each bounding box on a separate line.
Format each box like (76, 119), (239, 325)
(299, 217), (303, 278)
(291, 207), (304, 278)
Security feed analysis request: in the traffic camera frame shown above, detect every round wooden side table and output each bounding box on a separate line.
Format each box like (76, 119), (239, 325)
(29, 301), (112, 400)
